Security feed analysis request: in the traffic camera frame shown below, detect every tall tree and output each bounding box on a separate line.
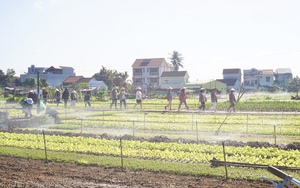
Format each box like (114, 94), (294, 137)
(93, 66), (129, 90)
(169, 51), (184, 71)
(39, 78), (49, 88)
(288, 76), (300, 96)
(6, 69), (15, 82)
(23, 77), (37, 87)
(0, 69), (6, 86)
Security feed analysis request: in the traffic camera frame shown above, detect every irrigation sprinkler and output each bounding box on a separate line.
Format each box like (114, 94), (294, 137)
(132, 120), (135, 137)
(215, 112), (231, 135)
(273, 123), (277, 145)
(196, 121), (199, 142)
(80, 117), (84, 134)
(119, 138), (124, 171)
(144, 112), (148, 129)
(261, 165), (300, 188)
(42, 130), (48, 163)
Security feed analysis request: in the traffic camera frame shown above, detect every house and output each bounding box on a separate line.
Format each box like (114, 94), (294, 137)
(217, 68), (241, 91)
(185, 80), (227, 94)
(274, 68), (293, 90)
(62, 76), (108, 94)
(243, 68), (260, 90)
(160, 71), (189, 90)
(62, 76), (86, 88)
(222, 68), (242, 82)
(132, 58), (174, 92)
(20, 65), (76, 88)
(258, 69), (274, 89)
(87, 78), (108, 92)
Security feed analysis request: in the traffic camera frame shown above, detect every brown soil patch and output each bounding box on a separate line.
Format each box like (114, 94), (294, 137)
(0, 156), (286, 188)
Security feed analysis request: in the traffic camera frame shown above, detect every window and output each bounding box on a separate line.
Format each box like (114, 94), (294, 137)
(149, 68), (159, 75)
(134, 69), (142, 76)
(266, 77), (270, 82)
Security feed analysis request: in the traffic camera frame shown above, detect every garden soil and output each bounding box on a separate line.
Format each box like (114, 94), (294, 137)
(1, 155), (297, 188)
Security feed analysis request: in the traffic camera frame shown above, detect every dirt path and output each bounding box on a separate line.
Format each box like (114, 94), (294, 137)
(1, 156), (296, 188)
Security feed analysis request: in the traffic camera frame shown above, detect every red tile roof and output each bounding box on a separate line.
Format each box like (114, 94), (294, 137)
(132, 58), (167, 67)
(261, 69), (274, 75)
(63, 76), (84, 84)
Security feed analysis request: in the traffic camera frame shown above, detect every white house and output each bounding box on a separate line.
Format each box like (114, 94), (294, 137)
(243, 68), (260, 90)
(258, 69), (274, 89)
(160, 71), (189, 90)
(131, 58), (174, 91)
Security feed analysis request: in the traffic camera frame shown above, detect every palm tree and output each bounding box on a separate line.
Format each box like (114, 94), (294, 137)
(169, 51), (184, 71)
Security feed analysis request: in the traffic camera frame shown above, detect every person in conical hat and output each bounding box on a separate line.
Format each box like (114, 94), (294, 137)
(133, 87), (142, 109)
(119, 87), (127, 109)
(164, 87), (173, 110)
(21, 98), (34, 118)
(199, 88), (207, 111)
(227, 88), (237, 112)
(178, 87), (189, 111)
(209, 87), (218, 112)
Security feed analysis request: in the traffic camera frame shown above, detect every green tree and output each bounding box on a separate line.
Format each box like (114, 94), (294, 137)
(6, 69), (15, 82)
(93, 66), (129, 90)
(23, 77), (37, 87)
(169, 51), (184, 71)
(0, 69), (6, 86)
(287, 76), (300, 96)
(39, 78), (49, 88)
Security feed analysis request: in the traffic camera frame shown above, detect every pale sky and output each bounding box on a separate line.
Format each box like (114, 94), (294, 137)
(1, 0), (300, 82)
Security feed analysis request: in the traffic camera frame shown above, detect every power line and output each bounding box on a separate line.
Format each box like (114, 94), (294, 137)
(199, 50), (300, 64)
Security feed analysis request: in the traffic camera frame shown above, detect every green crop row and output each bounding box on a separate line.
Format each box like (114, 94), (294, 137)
(0, 132), (299, 167)
(49, 111), (300, 137)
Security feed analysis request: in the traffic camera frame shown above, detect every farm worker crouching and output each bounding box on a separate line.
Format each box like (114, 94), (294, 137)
(199, 88), (207, 111)
(70, 90), (78, 109)
(21, 98), (34, 118)
(165, 87), (173, 110)
(178, 87), (189, 111)
(119, 87), (127, 109)
(210, 87), (218, 112)
(28, 90), (38, 104)
(133, 87), (142, 109)
(84, 91), (91, 107)
(110, 86), (118, 109)
(227, 88), (237, 112)
(62, 88), (69, 109)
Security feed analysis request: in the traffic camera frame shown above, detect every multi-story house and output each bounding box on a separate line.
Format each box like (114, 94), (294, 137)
(20, 65), (76, 88)
(243, 68), (260, 90)
(131, 58), (174, 92)
(218, 68), (241, 91)
(274, 68), (293, 90)
(258, 69), (274, 89)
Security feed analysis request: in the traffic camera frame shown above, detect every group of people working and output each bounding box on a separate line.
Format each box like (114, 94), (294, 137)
(53, 88), (92, 108)
(165, 87), (237, 112)
(109, 86), (142, 109)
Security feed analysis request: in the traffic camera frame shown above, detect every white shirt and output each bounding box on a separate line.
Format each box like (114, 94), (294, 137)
(136, 91), (142, 100)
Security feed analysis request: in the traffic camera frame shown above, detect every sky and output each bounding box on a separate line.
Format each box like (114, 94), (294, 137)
(1, 0), (300, 82)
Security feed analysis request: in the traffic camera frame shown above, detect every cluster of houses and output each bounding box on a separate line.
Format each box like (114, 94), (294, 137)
(132, 58), (293, 93)
(18, 58), (293, 95)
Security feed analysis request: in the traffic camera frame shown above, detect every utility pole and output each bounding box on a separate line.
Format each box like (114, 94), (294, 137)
(37, 71), (41, 113)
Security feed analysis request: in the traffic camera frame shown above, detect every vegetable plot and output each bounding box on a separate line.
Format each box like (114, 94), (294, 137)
(0, 132), (299, 167)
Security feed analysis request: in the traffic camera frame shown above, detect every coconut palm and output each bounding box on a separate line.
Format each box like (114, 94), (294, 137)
(169, 51), (184, 71)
